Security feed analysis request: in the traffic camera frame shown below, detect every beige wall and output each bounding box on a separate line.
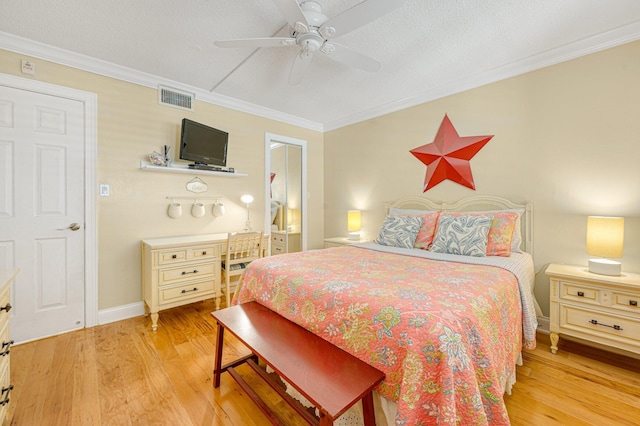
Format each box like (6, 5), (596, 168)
(0, 49), (324, 310)
(324, 41), (640, 317)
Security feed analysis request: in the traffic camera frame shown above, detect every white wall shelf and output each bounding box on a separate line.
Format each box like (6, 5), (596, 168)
(139, 161), (247, 177)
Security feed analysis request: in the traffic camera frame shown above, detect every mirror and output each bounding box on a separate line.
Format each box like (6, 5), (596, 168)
(265, 133), (307, 253)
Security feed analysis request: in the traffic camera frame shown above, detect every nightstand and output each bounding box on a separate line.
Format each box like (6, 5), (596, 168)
(324, 237), (366, 248)
(271, 231), (300, 254)
(546, 263), (640, 355)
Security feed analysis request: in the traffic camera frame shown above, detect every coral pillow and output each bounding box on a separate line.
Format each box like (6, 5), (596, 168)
(444, 211), (518, 256)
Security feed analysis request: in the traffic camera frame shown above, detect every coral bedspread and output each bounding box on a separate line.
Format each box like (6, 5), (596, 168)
(235, 245), (530, 425)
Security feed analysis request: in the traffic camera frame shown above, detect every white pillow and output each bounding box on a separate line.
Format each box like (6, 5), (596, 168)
(374, 216), (423, 249)
(429, 215), (493, 257)
(389, 207), (436, 216)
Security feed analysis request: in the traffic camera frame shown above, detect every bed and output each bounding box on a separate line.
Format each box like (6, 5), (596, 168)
(234, 196), (538, 425)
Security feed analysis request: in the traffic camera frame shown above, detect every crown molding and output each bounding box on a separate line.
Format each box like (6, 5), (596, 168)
(3, 18), (640, 134)
(323, 19), (640, 131)
(0, 31), (324, 132)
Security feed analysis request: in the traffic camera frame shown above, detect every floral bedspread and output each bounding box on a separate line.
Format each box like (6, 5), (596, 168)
(235, 246), (524, 425)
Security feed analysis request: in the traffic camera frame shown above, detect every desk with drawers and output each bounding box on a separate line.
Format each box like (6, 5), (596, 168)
(141, 233), (268, 331)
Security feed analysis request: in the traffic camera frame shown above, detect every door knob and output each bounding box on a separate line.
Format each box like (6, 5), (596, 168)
(58, 223), (81, 231)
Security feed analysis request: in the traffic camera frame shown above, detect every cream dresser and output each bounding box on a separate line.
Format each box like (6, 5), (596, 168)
(546, 263), (640, 355)
(142, 233), (268, 330)
(0, 269), (17, 423)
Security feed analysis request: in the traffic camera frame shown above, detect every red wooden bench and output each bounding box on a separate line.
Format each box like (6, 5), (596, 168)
(212, 302), (385, 426)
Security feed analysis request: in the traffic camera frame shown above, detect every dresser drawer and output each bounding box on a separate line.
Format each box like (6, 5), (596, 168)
(159, 279), (215, 305)
(158, 245), (218, 266)
(158, 249), (188, 265)
(272, 234), (286, 244)
(159, 262), (216, 286)
(0, 291), (9, 333)
(272, 245), (285, 255)
(0, 351), (11, 419)
(0, 321), (11, 362)
(559, 303), (640, 347)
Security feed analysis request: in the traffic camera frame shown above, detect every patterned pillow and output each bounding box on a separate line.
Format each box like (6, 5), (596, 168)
(430, 215), (493, 257)
(389, 210), (441, 249)
(446, 211), (518, 256)
(374, 215), (423, 249)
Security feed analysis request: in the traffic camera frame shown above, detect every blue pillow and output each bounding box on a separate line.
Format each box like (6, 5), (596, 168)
(429, 215), (493, 257)
(374, 215), (423, 249)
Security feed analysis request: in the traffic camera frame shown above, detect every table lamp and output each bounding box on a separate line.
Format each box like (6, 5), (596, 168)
(586, 216), (624, 276)
(347, 210), (361, 241)
(241, 194), (254, 231)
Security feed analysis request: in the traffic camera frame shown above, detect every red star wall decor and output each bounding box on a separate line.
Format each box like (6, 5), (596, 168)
(410, 115), (493, 192)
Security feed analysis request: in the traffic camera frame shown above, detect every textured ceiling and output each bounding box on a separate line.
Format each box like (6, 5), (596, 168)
(2, 0), (640, 129)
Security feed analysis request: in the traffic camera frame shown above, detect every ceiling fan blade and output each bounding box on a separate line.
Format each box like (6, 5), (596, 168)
(272, 0), (309, 29)
(288, 51), (314, 85)
(214, 37), (296, 48)
(320, 0), (405, 39)
(323, 43), (381, 72)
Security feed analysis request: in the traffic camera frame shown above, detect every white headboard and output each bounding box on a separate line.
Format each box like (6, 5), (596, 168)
(385, 195), (534, 255)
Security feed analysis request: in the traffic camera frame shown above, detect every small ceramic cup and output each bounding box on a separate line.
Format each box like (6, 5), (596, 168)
(167, 202), (182, 219)
(212, 202), (225, 217)
(191, 201), (205, 218)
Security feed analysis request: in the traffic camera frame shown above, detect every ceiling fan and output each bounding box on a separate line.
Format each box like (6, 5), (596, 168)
(214, 0), (405, 85)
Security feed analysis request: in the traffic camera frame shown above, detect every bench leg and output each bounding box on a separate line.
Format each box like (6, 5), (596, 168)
(362, 391), (375, 426)
(319, 413), (333, 426)
(213, 323), (224, 388)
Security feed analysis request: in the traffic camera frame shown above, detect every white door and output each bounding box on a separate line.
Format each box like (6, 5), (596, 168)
(0, 85), (86, 342)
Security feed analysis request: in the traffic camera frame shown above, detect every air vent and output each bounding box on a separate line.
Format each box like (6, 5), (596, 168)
(158, 85), (195, 111)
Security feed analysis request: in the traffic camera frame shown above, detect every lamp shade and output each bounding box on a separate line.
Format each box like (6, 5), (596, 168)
(240, 194), (254, 205)
(347, 210), (361, 232)
(587, 216), (624, 258)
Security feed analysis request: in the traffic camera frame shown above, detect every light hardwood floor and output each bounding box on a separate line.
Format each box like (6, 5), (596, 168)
(8, 300), (640, 425)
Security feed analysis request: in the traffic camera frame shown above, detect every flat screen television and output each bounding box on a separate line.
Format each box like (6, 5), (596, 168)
(179, 118), (228, 167)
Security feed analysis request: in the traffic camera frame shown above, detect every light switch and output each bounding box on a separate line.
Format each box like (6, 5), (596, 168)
(100, 184), (110, 197)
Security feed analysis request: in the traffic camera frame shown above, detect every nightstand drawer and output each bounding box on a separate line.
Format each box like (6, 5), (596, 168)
(559, 304), (640, 345)
(612, 291), (640, 312)
(272, 234), (285, 244)
(272, 245), (285, 255)
(559, 281), (599, 304)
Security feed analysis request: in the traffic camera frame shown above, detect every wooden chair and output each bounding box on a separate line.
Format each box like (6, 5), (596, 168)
(221, 231), (264, 308)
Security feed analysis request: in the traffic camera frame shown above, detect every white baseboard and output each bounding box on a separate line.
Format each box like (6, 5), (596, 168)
(537, 316), (550, 334)
(98, 301), (145, 325)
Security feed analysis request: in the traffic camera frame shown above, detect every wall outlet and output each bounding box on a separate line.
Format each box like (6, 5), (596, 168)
(99, 184), (110, 197)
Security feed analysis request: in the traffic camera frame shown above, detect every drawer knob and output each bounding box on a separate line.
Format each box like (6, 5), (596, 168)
(172, 255), (177, 259)
(0, 303), (11, 312)
(181, 269), (199, 275)
(589, 319), (623, 331)
(202, 251), (207, 255)
(577, 291), (584, 297)
(630, 300), (638, 307)
(181, 287), (198, 294)
(0, 384), (13, 406)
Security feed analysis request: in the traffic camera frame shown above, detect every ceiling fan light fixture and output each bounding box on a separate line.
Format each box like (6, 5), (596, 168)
(319, 26), (336, 39)
(320, 43), (335, 54)
(293, 21), (309, 34)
